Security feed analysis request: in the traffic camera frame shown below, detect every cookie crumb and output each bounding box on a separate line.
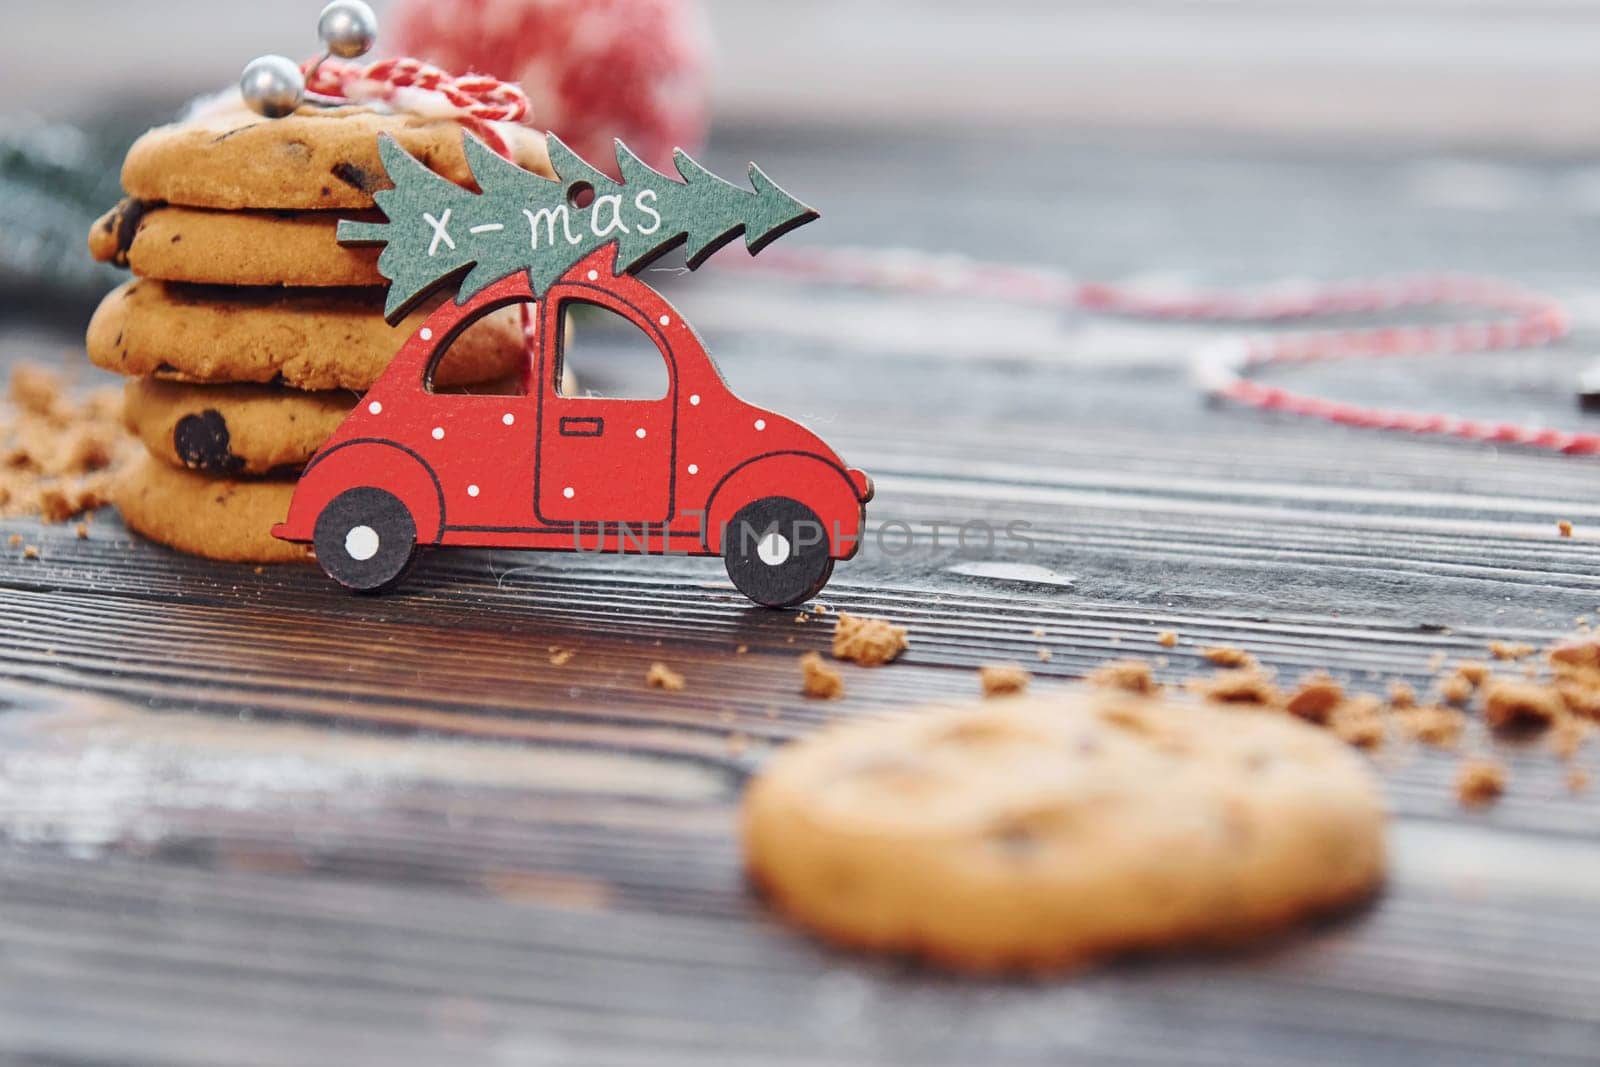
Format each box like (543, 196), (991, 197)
(1559, 519), (1575, 538)
(736, 644), (748, 655)
(1329, 695), (1385, 750)
(1456, 660), (1491, 685)
(799, 652), (843, 700)
(1482, 679), (1563, 733)
(21, 544), (39, 560)
(1285, 671), (1343, 724)
(1438, 673), (1474, 705)
(1200, 646), (1254, 668)
(1489, 641), (1536, 661)
(1156, 630), (1178, 648)
(1554, 674), (1600, 721)
(6, 533), (20, 547)
(1548, 637), (1600, 671)
(1456, 757), (1506, 807)
(548, 648), (575, 667)
(646, 662), (685, 691)
(978, 663), (1030, 697)
(0, 364), (130, 524)
(8, 364), (64, 416)
(1189, 666), (1279, 705)
(74, 521), (89, 540)
(1036, 647), (1052, 662)
(1387, 680), (1416, 709)
(1550, 715), (1590, 759)
(832, 612), (908, 667)
(1086, 659), (1159, 694)
(1396, 704), (1464, 748)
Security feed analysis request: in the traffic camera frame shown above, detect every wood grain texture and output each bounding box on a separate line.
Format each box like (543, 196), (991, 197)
(3, 125), (1600, 1065)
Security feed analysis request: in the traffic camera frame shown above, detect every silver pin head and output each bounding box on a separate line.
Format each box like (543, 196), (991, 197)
(240, 55), (306, 118)
(318, 0), (379, 59)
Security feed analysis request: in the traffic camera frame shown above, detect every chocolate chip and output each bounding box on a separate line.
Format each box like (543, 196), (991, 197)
(331, 162), (378, 193)
(988, 816), (1043, 857)
(173, 410), (244, 474)
(106, 198), (149, 267)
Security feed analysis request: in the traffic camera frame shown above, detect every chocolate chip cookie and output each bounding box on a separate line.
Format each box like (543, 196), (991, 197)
(87, 279), (525, 391)
(113, 454), (309, 564)
(121, 98), (553, 211)
(742, 688), (1386, 973)
(90, 200), (384, 288)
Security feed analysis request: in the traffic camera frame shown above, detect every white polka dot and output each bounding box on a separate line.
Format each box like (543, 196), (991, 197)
(754, 419), (766, 431)
(419, 327), (433, 341)
(659, 315), (671, 326)
(687, 463), (698, 475)
(367, 400), (382, 415)
(563, 486), (575, 499)
(467, 484), (480, 497)
(502, 412), (515, 426)
(587, 270), (598, 281)
(689, 394), (700, 406)
(431, 427), (445, 440)
(635, 427), (646, 439)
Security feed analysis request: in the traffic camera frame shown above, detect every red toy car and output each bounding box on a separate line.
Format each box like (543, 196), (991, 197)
(273, 247), (873, 606)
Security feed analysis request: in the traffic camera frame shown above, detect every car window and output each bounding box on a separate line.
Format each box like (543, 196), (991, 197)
(422, 300), (537, 397)
(555, 299), (670, 400)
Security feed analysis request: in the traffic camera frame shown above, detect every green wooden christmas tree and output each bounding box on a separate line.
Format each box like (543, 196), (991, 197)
(339, 133), (818, 321)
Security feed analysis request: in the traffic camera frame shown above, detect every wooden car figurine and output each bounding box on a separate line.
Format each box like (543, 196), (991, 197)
(273, 246), (872, 606)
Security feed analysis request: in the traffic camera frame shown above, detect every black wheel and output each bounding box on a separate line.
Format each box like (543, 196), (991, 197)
(724, 496), (835, 608)
(313, 487), (419, 593)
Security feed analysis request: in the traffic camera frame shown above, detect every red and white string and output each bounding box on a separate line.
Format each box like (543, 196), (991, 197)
(306, 58), (1578, 452)
(724, 246), (1583, 454)
(301, 55), (530, 156)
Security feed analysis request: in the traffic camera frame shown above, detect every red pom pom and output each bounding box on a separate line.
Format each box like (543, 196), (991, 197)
(390, 0), (709, 175)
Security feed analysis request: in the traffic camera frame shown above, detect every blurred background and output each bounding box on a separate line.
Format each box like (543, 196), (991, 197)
(7, 0), (1600, 143)
(3, 0), (1599, 413)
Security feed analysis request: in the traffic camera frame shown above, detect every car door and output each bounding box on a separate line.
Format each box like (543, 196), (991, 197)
(414, 300), (543, 530)
(535, 282), (675, 526)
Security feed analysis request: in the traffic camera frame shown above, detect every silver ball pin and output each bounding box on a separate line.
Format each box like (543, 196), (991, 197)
(240, 55), (306, 118)
(318, 0), (378, 59)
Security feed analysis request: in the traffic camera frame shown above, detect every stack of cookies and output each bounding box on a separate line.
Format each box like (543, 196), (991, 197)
(86, 97), (554, 563)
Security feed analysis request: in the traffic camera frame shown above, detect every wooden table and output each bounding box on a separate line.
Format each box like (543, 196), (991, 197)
(2, 124), (1599, 1065)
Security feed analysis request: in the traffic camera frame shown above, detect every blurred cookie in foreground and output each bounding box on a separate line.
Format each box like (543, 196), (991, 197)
(742, 688), (1386, 974)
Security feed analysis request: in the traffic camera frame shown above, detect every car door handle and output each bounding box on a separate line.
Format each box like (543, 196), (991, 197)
(559, 416), (604, 437)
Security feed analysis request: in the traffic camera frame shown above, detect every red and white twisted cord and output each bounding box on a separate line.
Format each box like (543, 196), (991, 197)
(301, 55), (530, 156)
(725, 246), (1581, 454)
